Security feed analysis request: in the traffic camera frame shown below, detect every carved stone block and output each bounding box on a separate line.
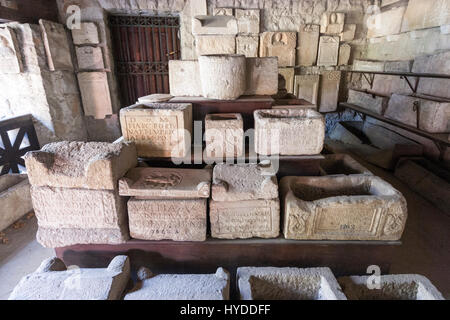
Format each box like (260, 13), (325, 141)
(39, 20), (73, 71)
(340, 24), (356, 42)
(259, 32), (296, 67)
(367, 7), (406, 38)
(278, 68), (295, 94)
(120, 103), (192, 158)
(76, 46), (104, 70)
(205, 113), (244, 158)
(254, 109), (325, 156)
(320, 154), (372, 176)
(353, 60), (385, 72)
(401, 0), (450, 32)
(338, 43), (351, 66)
(71, 22), (99, 45)
(318, 71), (341, 112)
(127, 198), (207, 241)
(317, 36), (339, 66)
(236, 35), (259, 57)
(77, 72), (113, 119)
(347, 89), (389, 115)
(24, 141), (137, 190)
(235, 9), (260, 34)
(195, 35), (236, 55)
(294, 75), (319, 105)
(169, 60), (203, 97)
(0, 174), (32, 231)
(280, 175), (408, 240)
(296, 24), (320, 66)
(209, 199), (280, 239)
(244, 57), (278, 95)
(413, 51), (450, 99)
(192, 15), (238, 35)
(213, 8), (234, 16)
(0, 26), (23, 73)
(320, 12), (345, 34)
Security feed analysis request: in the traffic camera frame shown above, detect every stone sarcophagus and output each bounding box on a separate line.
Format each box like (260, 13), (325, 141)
(120, 103), (192, 158)
(280, 175), (408, 241)
(254, 108), (325, 156)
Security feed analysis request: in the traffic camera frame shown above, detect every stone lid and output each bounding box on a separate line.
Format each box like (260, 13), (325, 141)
(254, 108), (323, 122)
(119, 167), (212, 199)
(137, 93), (173, 103)
(120, 102), (192, 113)
(212, 162), (278, 201)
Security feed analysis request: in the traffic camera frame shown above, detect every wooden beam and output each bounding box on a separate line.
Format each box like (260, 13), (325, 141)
(0, 0), (59, 24)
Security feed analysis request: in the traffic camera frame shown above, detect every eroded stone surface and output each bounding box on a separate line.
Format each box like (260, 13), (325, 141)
(244, 57), (278, 95)
(125, 267), (230, 300)
(77, 72), (113, 119)
(235, 9), (260, 34)
(384, 60), (413, 72)
(193, 15), (238, 35)
(413, 51), (450, 99)
(259, 32), (296, 67)
(353, 60), (385, 72)
(367, 7), (406, 38)
(9, 256), (130, 300)
(317, 36), (339, 66)
(119, 167), (211, 199)
(318, 71), (341, 112)
(0, 174), (32, 231)
(340, 24), (356, 42)
(213, 8), (233, 16)
(212, 163), (278, 201)
(320, 12), (345, 35)
(278, 68), (295, 94)
(120, 103), (192, 158)
(0, 26), (23, 73)
(76, 46), (104, 70)
(281, 175), (408, 240)
(296, 24), (319, 66)
(39, 20), (73, 71)
(205, 113), (244, 158)
(127, 198), (206, 241)
(338, 274), (444, 300)
(320, 154), (372, 176)
(195, 35), (236, 55)
(338, 43), (351, 66)
(72, 22), (100, 45)
(138, 93), (173, 103)
(347, 89), (389, 115)
(236, 35), (259, 57)
(169, 60), (202, 97)
(294, 75), (319, 105)
(255, 109), (325, 156)
(401, 0), (450, 32)
(238, 267), (347, 300)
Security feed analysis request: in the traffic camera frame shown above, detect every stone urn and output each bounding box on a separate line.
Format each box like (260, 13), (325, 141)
(198, 54), (246, 100)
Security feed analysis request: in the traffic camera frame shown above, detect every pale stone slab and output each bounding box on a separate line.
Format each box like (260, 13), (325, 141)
(238, 267), (347, 300)
(338, 43), (351, 66)
(367, 7), (406, 38)
(385, 94), (450, 133)
(127, 198), (206, 241)
(259, 32), (296, 67)
(209, 199), (280, 239)
(280, 175), (408, 240)
(371, 74), (416, 96)
(213, 8), (234, 16)
(192, 15), (238, 35)
(413, 51), (450, 99)
(169, 60), (202, 97)
(119, 167), (211, 199)
(401, 0), (450, 32)
(255, 109), (325, 156)
(236, 35), (259, 57)
(138, 93), (173, 103)
(353, 60), (385, 72)
(320, 12), (345, 34)
(340, 24), (356, 42)
(0, 174), (32, 231)
(24, 141), (137, 190)
(318, 71), (341, 112)
(125, 267), (230, 300)
(212, 163), (279, 202)
(0, 26), (23, 73)
(32, 186), (129, 247)
(382, 0), (402, 6)
(199, 54), (245, 100)
(71, 22), (99, 45)
(384, 60), (413, 72)
(338, 274), (444, 300)
(278, 67), (295, 94)
(347, 89), (389, 115)
(77, 72), (113, 119)
(244, 57), (278, 95)
(294, 75), (319, 105)
(195, 35), (236, 55)
(9, 256), (130, 300)
(320, 154), (372, 176)
(296, 24), (320, 66)
(39, 20), (73, 71)
(317, 36), (339, 66)
(235, 9), (260, 35)
(120, 103), (192, 158)
(205, 113), (244, 158)
(75, 46), (104, 70)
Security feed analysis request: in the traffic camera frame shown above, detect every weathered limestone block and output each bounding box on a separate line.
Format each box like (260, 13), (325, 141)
(278, 67), (295, 94)
(317, 36), (339, 66)
(320, 154), (372, 176)
(213, 8), (234, 16)
(259, 32), (296, 67)
(385, 94), (450, 133)
(0, 26), (23, 73)
(340, 24), (356, 42)
(371, 74), (416, 96)
(76, 46), (104, 70)
(244, 57), (278, 95)
(395, 158), (450, 215)
(77, 72), (113, 119)
(367, 7), (406, 38)
(235, 9), (260, 35)
(255, 109), (325, 156)
(347, 89), (389, 115)
(127, 198), (206, 241)
(125, 267), (230, 300)
(120, 103), (192, 158)
(318, 71), (341, 112)
(401, 0), (450, 32)
(39, 20), (73, 71)
(296, 24), (319, 66)
(169, 60), (202, 97)
(32, 186), (129, 247)
(192, 15), (238, 35)
(198, 54), (245, 100)
(294, 75), (319, 105)
(353, 60), (385, 72)
(338, 274), (444, 300)
(236, 35), (259, 57)
(280, 175), (408, 240)
(413, 51), (450, 99)
(205, 113), (244, 158)
(338, 43), (351, 66)
(238, 267), (347, 300)
(384, 60), (413, 72)
(71, 22), (100, 45)
(25, 141), (137, 190)
(138, 93), (173, 103)
(0, 174), (32, 231)
(119, 167), (211, 199)
(9, 256), (130, 300)
(209, 199), (280, 239)
(212, 163), (278, 202)
(320, 12), (345, 34)
(195, 35), (236, 55)
(382, 0), (402, 6)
